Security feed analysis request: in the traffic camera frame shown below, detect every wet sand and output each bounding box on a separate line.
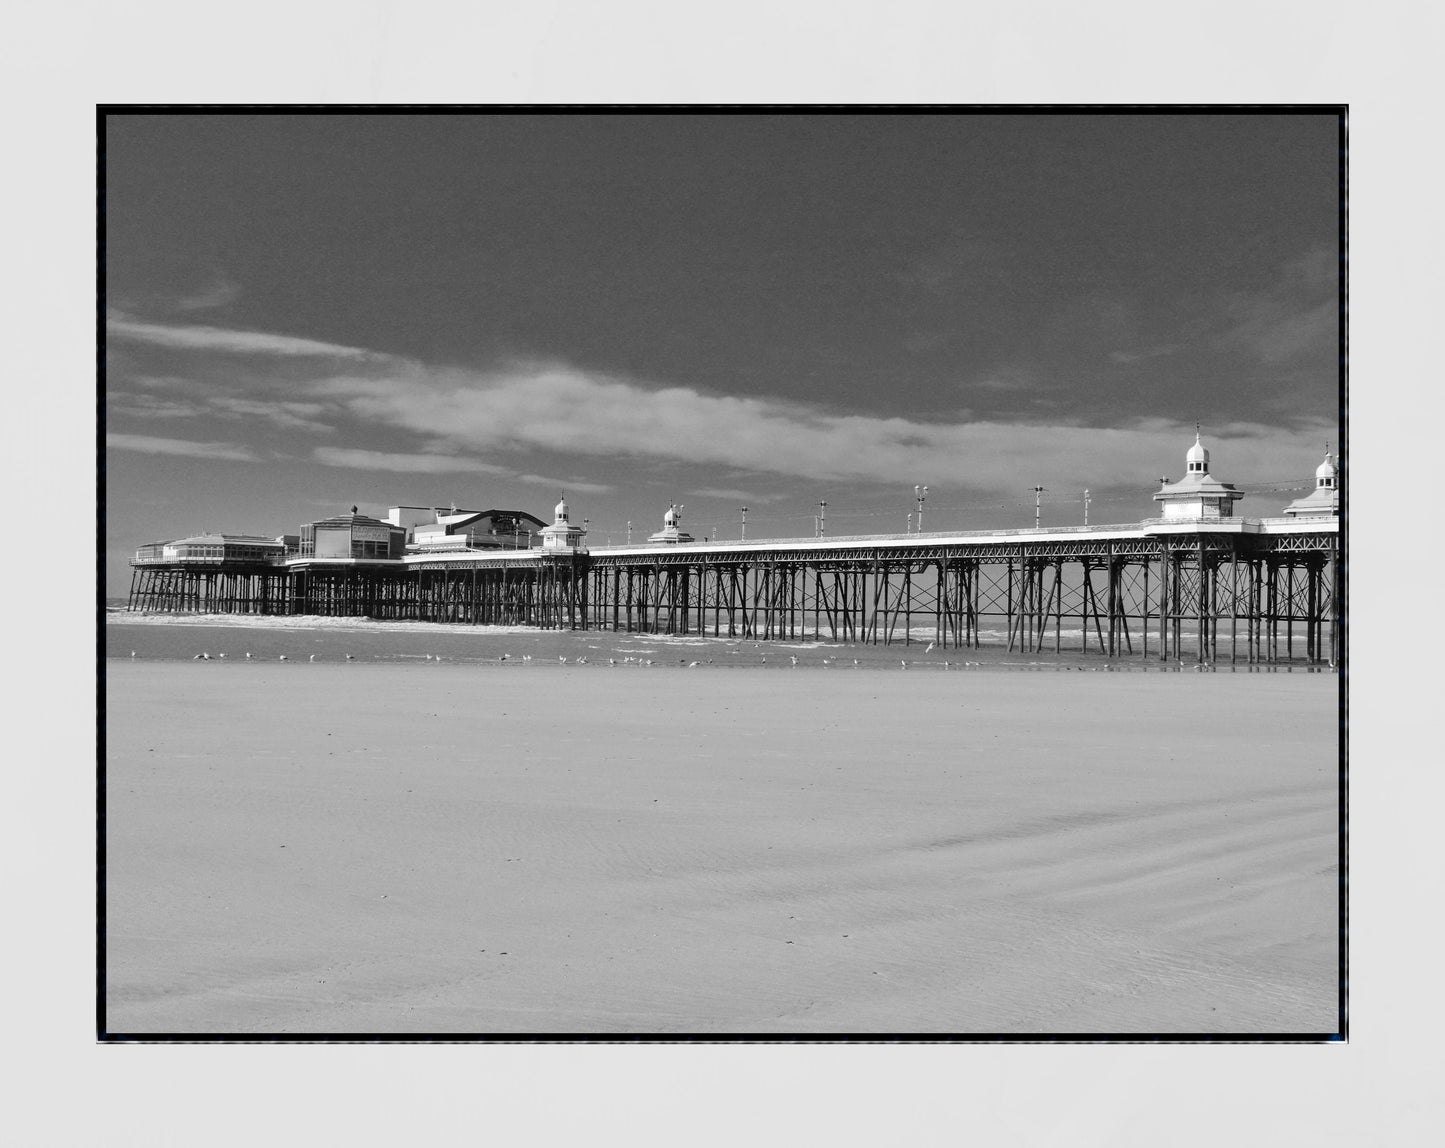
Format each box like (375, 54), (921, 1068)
(104, 662), (1338, 1034)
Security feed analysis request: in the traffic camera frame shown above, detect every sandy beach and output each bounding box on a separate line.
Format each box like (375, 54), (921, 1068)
(104, 658), (1338, 1035)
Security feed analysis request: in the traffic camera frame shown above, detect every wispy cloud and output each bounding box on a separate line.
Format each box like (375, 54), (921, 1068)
(107, 312), (378, 360)
(107, 433), (261, 462)
(515, 474), (614, 494)
(1216, 244), (1338, 365)
(968, 368), (1042, 392)
(212, 398), (335, 434)
(1109, 344), (1184, 365)
(894, 233), (1017, 295)
(107, 389), (335, 432)
(175, 275), (241, 311)
(311, 448), (613, 494)
(312, 447), (510, 474)
(687, 487), (777, 503)
(108, 392), (205, 418)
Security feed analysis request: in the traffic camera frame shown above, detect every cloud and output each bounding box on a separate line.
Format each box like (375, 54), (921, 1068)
(1217, 245), (1338, 365)
(107, 392), (205, 418)
(110, 311), (1335, 496)
(1109, 344), (1183, 364)
(968, 368), (1041, 392)
(894, 233), (1017, 295)
(211, 397), (335, 433)
(107, 433), (260, 461)
(106, 312), (378, 359)
(687, 487), (777, 503)
(514, 474), (614, 494)
(175, 276), (241, 311)
(312, 447), (510, 475)
(306, 360), (1336, 493)
(107, 390), (334, 432)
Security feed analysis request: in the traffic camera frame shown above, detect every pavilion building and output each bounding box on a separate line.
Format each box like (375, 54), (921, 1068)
(648, 503), (695, 544)
(1152, 433), (1243, 520)
(538, 494), (588, 551)
(1282, 449), (1341, 517)
(299, 507), (407, 559)
(410, 508), (547, 551)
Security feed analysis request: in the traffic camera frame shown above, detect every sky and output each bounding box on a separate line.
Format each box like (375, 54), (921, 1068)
(103, 112), (1341, 596)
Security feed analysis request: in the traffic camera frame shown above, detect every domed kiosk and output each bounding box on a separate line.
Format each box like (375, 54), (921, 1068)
(648, 503), (695, 544)
(1282, 447), (1340, 518)
(538, 494), (588, 551)
(1152, 432), (1243, 520)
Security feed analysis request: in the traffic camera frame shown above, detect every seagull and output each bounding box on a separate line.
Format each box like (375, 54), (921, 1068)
(853, 659), (860, 667)
(218, 652), (226, 659)
(609, 658), (616, 666)
(244, 652), (253, 660)
(900, 660), (908, 669)
(424, 654), (432, 661)
(129, 651), (136, 659)
(790, 655), (798, 667)
(345, 654), (355, 661)
(689, 661), (700, 667)
(192, 653), (204, 660)
(559, 656), (568, 664)
(309, 654), (317, 662)
(279, 655), (289, 662)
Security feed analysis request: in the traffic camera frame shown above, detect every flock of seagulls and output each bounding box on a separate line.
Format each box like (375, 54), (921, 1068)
(163, 643), (989, 670)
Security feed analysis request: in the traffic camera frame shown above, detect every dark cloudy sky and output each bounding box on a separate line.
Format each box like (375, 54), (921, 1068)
(104, 112), (1340, 594)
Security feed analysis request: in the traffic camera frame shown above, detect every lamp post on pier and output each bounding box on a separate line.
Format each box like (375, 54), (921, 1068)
(740, 506), (748, 541)
(1083, 490), (1091, 527)
(817, 500), (827, 537)
(914, 485), (928, 533)
(1032, 486), (1046, 529)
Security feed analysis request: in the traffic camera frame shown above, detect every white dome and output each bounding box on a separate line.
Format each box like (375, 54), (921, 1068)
(1186, 434), (1209, 465)
(1315, 454), (1337, 480)
(554, 494), (569, 522)
(664, 505), (679, 526)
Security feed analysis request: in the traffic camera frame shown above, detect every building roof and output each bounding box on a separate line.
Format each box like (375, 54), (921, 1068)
(307, 511), (401, 530)
(434, 508), (548, 530)
(1283, 486), (1339, 516)
(1153, 472), (1241, 501)
(167, 533), (286, 546)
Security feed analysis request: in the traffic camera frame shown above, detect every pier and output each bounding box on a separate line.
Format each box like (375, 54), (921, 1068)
(126, 517), (1341, 666)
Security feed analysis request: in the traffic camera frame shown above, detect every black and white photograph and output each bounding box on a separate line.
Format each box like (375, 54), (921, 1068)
(100, 110), (1344, 1040)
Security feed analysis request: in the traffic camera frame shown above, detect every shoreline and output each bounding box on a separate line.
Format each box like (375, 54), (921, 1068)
(104, 611), (1340, 672)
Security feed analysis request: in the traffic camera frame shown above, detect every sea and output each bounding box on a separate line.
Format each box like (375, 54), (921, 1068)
(103, 602), (1335, 673)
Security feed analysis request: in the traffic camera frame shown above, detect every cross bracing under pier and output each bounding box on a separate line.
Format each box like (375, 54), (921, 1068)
(127, 519), (1342, 665)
